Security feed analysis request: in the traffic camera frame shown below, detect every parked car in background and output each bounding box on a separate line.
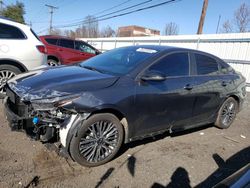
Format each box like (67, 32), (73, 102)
(4, 45), (246, 167)
(0, 17), (47, 94)
(40, 35), (101, 66)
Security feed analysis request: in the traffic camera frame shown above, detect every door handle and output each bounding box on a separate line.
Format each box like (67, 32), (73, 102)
(184, 84), (193, 90)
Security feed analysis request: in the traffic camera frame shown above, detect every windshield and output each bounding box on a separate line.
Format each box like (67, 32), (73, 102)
(79, 46), (159, 76)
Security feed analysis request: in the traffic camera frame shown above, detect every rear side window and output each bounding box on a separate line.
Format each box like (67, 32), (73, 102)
(75, 41), (96, 54)
(45, 38), (58, 45)
(149, 53), (189, 77)
(195, 54), (219, 75)
(59, 39), (74, 49)
(0, 23), (26, 39)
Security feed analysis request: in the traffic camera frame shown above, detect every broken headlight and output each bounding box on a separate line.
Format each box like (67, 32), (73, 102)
(31, 94), (81, 111)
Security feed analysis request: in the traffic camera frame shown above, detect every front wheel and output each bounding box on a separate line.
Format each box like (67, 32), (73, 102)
(215, 97), (238, 129)
(69, 113), (124, 167)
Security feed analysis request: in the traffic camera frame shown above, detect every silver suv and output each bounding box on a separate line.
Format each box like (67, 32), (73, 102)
(0, 17), (47, 93)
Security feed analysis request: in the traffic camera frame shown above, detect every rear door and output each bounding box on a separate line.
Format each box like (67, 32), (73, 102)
(58, 39), (80, 64)
(134, 51), (196, 137)
(190, 52), (229, 124)
(0, 23), (29, 62)
(74, 41), (96, 61)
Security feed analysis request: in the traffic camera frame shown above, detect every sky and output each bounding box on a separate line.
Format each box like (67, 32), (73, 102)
(4, 0), (249, 35)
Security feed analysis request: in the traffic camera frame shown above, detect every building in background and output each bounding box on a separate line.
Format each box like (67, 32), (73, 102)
(118, 25), (160, 37)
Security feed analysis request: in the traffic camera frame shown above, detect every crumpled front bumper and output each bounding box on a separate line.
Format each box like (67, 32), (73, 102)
(4, 98), (35, 137)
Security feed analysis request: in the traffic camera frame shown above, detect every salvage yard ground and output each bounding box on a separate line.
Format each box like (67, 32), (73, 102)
(0, 94), (249, 188)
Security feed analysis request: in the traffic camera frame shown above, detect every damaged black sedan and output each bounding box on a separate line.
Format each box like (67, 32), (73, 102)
(4, 45), (246, 167)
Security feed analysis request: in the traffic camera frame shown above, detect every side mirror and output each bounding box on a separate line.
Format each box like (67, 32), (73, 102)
(96, 50), (101, 55)
(141, 71), (166, 81)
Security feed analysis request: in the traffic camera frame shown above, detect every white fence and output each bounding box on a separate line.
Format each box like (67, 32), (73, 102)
(80, 33), (250, 91)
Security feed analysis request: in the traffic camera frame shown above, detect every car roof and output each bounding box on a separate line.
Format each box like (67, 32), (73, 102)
(0, 16), (30, 30)
(40, 35), (78, 40)
(125, 45), (220, 58)
(118, 45), (190, 53)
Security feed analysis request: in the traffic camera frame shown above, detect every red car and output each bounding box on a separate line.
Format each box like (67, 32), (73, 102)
(40, 35), (100, 66)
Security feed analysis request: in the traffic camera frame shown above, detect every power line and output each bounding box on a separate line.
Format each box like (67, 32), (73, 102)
(95, 0), (153, 19)
(55, 0), (153, 26)
(53, 0), (180, 29)
(93, 0), (132, 16)
(45, 4), (58, 34)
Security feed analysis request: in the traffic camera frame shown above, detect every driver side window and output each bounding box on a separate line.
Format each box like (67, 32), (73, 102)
(149, 52), (189, 77)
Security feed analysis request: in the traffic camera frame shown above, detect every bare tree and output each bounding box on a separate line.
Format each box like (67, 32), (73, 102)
(64, 30), (76, 38)
(75, 25), (88, 38)
(84, 15), (99, 38)
(221, 19), (233, 33)
(234, 3), (250, 32)
(100, 26), (115, 37)
(164, 22), (179, 35)
(50, 28), (62, 35)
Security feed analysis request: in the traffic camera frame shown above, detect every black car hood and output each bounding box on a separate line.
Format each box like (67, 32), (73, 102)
(8, 66), (119, 101)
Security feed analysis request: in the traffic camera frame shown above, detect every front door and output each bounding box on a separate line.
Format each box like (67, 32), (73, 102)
(133, 52), (196, 137)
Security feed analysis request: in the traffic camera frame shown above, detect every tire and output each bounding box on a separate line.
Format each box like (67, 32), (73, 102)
(69, 113), (124, 167)
(0, 65), (21, 94)
(47, 59), (60, 66)
(215, 97), (238, 129)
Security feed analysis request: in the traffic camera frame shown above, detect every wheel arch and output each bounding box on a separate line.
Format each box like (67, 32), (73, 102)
(47, 55), (59, 62)
(89, 108), (130, 143)
(0, 59), (27, 72)
(229, 94), (240, 104)
(228, 94), (240, 112)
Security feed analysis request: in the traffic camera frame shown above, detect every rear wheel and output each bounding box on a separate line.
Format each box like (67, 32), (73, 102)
(69, 113), (124, 167)
(215, 97), (238, 129)
(0, 65), (21, 94)
(47, 59), (60, 66)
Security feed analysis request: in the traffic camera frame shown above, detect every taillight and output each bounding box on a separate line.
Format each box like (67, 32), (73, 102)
(36, 45), (47, 54)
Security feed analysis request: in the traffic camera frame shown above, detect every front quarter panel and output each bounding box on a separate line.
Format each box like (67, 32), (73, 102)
(63, 76), (136, 123)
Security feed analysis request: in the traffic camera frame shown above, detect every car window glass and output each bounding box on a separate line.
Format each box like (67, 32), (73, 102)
(195, 54), (219, 75)
(81, 47), (159, 76)
(59, 39), (74, 49)
(45, 38), (58, 45)
(0, 23), (26, 39)
(149, 53), (189, 77)
(75, 41), (96, 54)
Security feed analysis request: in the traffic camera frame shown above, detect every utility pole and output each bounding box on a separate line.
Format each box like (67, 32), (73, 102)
(0, 0), (4, 12)
(197, 0), (209, 34)
(216, 15), (221, 34)
(45, 4), (58, 34)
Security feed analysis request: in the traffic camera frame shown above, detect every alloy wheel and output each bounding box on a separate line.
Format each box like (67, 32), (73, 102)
(0, 70), (16, 93)
(221, 101), (236, 126)
(47, 59), (59, 66)
(79, 120), (119, 163)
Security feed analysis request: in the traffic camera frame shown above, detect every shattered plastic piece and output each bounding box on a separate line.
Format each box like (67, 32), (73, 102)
(240, 135), (246, 139)
(32, 117), (39, 125)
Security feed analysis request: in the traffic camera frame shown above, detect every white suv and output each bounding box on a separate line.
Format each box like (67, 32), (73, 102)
(0, 17), (47, 93)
